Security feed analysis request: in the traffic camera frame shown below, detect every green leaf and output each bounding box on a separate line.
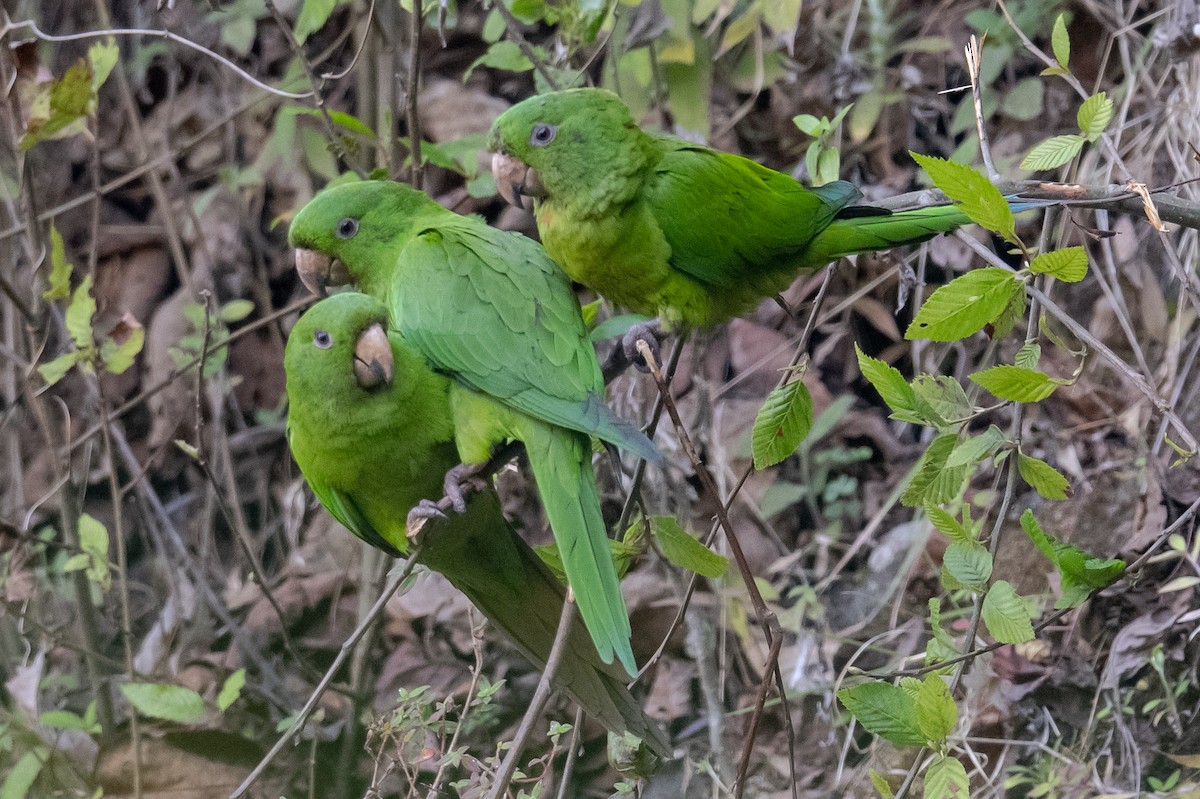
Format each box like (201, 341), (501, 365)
(1017, 453), (1071, 499)
(902, 434), (960, 507)
(946, 425), (1005, 468)
(1029, 246), (1087, 282)
(793, 113), (825, 137)
(1001, 78), (1044, 121)
(20, 59), (94, 150)
(100, 317), (145, 375)
(1020, 510), (1125, 608)
(926, 505), (967, 543)
(1051, 14), (1070, 67)
(588, 313), (653, 342)
(838, 682), (926, 747)
(40, 709), (99, 733)
(44, 225), (73, 300)
(970, 365), (1061, 402)
(855, 344), (921, 423)
(981, 580), (1035, 643)
(910, 153), (1016, 243)
(1020, 134), (1084, 171)
(988, 279), (1027, 339)
(295, 0), (341, 44)
(217, 668), (245, 711)
(1, 749), (45, 799)
(650, 516), (728, 578)
(942, 540), (993, 591)
(37, 351), (81, 386)
(906, 268), (1020, 342)
(121, 682), (205, 723)
(219, 299), (255, 323)
(78, 513), (110, 590)
(926, 598), (959, 665)
(1077, 92), (1113, 142)
(1014, 341), (1041, 370)
(914, 674), (957, 745)
(752, 379), (814, 470)
(910, 375), (970, 427)
(65, 274), (96, 351)
(466, 41), (535, 80)
(88, 41), (119, 92)
(869, 769), (895, 799)
(924, 754), (970, 799)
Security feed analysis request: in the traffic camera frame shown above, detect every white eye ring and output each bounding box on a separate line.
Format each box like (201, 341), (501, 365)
(335, 218), (359, 239)
(530, 123), (556, 146)
(313, 329), (333, 349)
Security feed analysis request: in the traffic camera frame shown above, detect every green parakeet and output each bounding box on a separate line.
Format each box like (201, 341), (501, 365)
(284, 292), (669, 755)
(288, 180), (659, 676)
(488, 88), (1046, 328)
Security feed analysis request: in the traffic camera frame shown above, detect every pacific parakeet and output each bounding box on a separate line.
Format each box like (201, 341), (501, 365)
(488, 87), (1046, 328)
(284, 292), (670, 755)
(288, 181), (659, 676)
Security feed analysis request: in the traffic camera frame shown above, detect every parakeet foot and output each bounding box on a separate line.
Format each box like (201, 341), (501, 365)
(406, 499), (447, 526)
(443, 463), (487, 513)
(621, 320), (664, 373)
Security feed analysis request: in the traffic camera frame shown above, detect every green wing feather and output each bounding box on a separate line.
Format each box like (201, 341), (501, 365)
(642, 139), (859, 286)
(393, 218), (660, 463)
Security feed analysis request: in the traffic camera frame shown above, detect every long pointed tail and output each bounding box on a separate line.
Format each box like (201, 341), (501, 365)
(800, 199), (1052, 268)
(522, 422), (637, 677)
(419, 491), (669, 756)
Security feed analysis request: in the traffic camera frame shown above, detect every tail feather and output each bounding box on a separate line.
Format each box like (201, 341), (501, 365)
(523, 421), (637, 677)
(801, 199), (1053, 267)
(419, 492), (670, 756)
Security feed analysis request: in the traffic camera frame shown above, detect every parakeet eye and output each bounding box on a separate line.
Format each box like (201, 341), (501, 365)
(530, 123), (556, 147)
(335, 218), (359, 239)
(313, 329), (333, 349)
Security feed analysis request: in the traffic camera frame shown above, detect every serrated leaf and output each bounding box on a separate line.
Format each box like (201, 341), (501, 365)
(1051, 14), (1070, 67)
(915, 674), (957, 745)
(20, 59), (94, 150)
(44, 225), (73, 299)
(981, 580), (1035, 643)
(37, 351), (80, 386)
(1020, 510), (1124, 608)
(946, 425), (1006, 467)
(217, 668), (245, 711)
(1015, 341), (1041, 370)
(295, 0), (341, 44)
(88, 41), (119, 92)
(856, 344), (921, 422)
(869, 769), (895, 799)
(925, 754), (969, 799)
(970, 365), (1061, 402)
(989, 279), (1028, 339)
(100, 314), (145, 375)
(902, 434), (957, 507)
(1020, 134), (1084, 171)
(911, 375), (971, 426)
(926, 505), (967, 543)
(121, 682), (205, 723)
(752, 379), (813, 469)
(1017, 453), (1070, 499)
(1077, 92), (1113, 141)
(650, 516), (728, 578)
(65, 274), (96, 351)
(837, 682), (926, 746)
(1029, 246), (1087, 282)
(910, 153), (1017, 242)
(943, 540), (993, 590)
(906, 268), (1020, 342)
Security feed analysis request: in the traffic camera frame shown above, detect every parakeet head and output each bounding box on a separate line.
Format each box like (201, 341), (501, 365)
(488, 88), (652, 216)
(285, 294), (397, 421)
(289, 180), (435, 297)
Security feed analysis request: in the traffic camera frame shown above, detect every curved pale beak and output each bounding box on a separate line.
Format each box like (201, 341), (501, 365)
(353, 323), (393, 390)
(491, 152), (546, 211)
(295, 248), (351, 296)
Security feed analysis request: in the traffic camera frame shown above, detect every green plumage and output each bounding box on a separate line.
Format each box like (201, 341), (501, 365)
(284, 293), (668, 755)
(487, 88), (1030, 327)
(289, 181), (656, 675)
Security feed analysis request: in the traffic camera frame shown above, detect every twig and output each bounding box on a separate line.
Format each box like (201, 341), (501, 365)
(553, 706), (585, 799)
(635, 339), (795, 799)
(485, 591), (576, 799)
(964, 35), (998, 180)
(229, 551), (422, 799)
(406, 0), (424, 188)
(491, 1), (561, 90)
